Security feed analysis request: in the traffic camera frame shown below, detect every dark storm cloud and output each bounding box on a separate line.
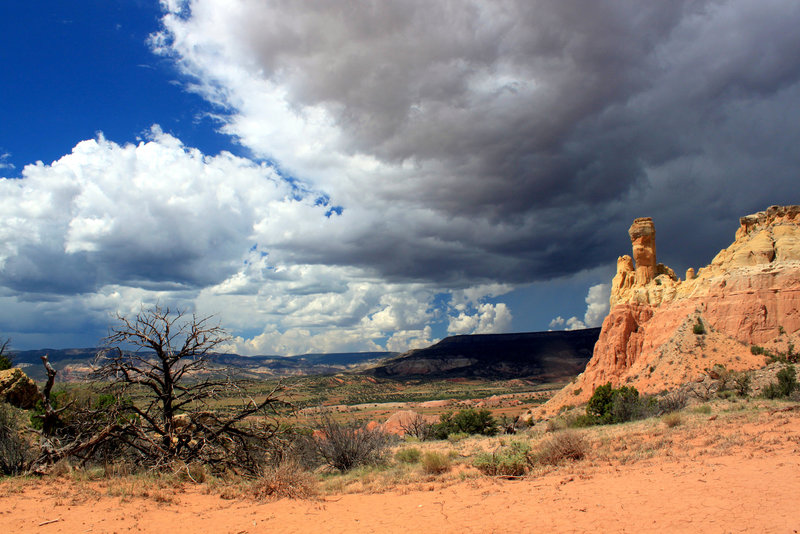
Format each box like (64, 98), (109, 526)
(162, 0), (800, 284)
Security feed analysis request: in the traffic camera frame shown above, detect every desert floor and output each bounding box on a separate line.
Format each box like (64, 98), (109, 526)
(2, 402), (799, 533)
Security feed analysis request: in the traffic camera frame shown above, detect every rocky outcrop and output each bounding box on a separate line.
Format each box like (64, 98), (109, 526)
(0, 368), (40, 409)
(539, 205), (800, 417)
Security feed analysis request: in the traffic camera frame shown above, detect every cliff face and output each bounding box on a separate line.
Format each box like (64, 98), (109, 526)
(540, 205), (800, 416)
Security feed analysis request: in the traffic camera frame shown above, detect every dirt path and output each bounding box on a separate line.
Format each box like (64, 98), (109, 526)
(3, 409), (800, 533)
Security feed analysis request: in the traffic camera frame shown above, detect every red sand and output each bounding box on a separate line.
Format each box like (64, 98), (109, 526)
(3, 408), (800, 533)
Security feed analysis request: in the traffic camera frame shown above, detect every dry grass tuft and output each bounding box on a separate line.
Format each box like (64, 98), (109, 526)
(662, 413), (683, 428)
(249, 461), (318, 500)
(532, 431), (588, 465)
(105, 474), (184, 504)
(421, 451), (451, 474)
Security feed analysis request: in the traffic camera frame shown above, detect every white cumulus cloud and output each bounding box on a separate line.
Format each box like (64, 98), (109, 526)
(549, 283), (610, 331)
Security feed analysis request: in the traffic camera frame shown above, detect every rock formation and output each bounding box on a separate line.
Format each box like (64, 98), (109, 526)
(0, 368), (40, 409)
(538, 205), (800, 417)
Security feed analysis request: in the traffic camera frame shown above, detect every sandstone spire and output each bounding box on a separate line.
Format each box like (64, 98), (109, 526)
(610, 217), (676, 307)
(629, 217), (656, 285)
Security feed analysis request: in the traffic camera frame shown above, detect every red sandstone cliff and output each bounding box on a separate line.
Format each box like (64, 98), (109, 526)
(538, 205), (800, 416)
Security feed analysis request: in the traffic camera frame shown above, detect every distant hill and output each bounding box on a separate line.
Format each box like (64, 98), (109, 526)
(367, 328), (601, 381)
(11, 348), (395, 382)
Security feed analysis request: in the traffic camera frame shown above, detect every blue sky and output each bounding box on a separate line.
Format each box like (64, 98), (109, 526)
(1, 2), (235, 171)
(1, 1), (798, 353)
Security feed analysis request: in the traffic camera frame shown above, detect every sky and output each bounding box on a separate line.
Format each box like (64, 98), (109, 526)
(1, 0), (798, 355)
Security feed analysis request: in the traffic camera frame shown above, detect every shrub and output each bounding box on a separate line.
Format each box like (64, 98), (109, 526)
(693, 318), (706, 335)
(610, 386), (643, 422)
(585, 383), (651, 424)
(312, 413), (390, 472)
(0, 403), (31, 475)
(691, 379), (717, 401)
(0, 356), (10, 371)
(732, 371), (752, 397)
(399, 413), (434, 441)
(658, 390), (688, 413)
(567, 414), (600, 428)
(394, 447), (421, 464)
(250, 461), (318, 500)
(420, 451), (451, 474)
(709, 364), (732, 391)
(473, 441), (531, 476)
(788, 343), (799, 364)
(586, 383), (614, 422)
(0, 338), (12, 371)
(545, 418), (567, 432)
(661, 413), (682, 428)
(532, 431), (588, 465)
(447, 432), (469, 443)
(763, 365), (798, 399)
(433, 409), (498, 439)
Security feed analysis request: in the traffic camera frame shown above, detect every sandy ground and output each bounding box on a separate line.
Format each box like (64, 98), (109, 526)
(2, 404), (800, 533)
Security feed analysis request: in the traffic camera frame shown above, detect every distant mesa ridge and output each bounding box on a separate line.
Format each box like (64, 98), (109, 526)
(369, 328), (601, 380)
(539, 204), (800, 416)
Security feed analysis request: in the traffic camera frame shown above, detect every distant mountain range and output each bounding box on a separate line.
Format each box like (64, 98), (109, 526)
(369, 328), (601, 381)
(10, 327), (601, 383)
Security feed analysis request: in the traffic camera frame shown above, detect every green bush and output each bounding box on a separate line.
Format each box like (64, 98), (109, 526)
(693, 318), (706, 335)
(585, 383), (651, 424)
(432, 409), (498, 439)
(395, 447), (421, 464)
(763, 365), (798, 399)
(473, 441), (530, 476)
(0, 338), (12, 371)
(585, 383), (615, 422)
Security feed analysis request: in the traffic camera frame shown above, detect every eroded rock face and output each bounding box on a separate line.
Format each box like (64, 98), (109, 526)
(0, 368), (40, 409)
(539, 205), (800, 417)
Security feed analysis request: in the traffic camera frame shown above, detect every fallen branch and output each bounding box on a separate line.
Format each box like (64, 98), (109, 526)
(769, 405), (799, 415)
(38, 518), (62, 526)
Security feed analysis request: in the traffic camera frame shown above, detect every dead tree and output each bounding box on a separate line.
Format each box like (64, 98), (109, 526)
(90, 305), (290, 474)
(399, 412), (433, 441)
